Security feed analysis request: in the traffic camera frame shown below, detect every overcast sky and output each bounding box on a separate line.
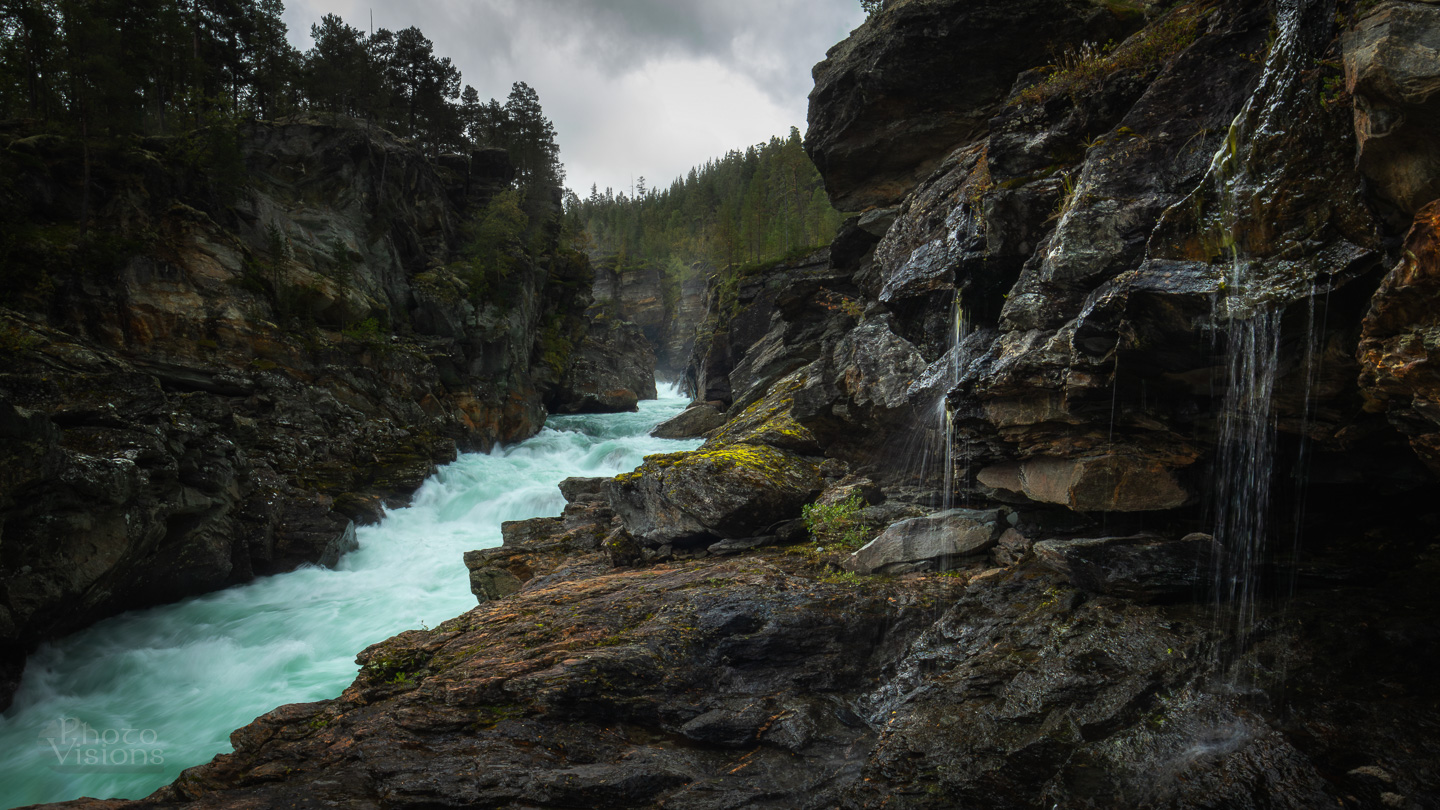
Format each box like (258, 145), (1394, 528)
(280, 0), (867, 197)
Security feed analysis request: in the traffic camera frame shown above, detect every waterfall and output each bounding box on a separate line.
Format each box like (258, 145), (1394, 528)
(1201, 0), (1323, 675)
(0, 387), (701, 809)
(1210, 307), (1282, 659)
(902, 289), (970, 507)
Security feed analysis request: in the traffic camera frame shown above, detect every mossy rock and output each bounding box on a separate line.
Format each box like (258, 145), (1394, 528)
(605, 443), (823, 553)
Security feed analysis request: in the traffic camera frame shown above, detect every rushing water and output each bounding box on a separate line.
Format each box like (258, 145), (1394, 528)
(0, 386), (699, 809)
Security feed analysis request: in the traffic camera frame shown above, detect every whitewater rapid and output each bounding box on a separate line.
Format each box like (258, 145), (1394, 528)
(0, 386), (700, 808)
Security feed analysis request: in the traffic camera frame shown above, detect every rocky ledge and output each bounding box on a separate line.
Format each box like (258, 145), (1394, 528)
(35, 500), (1440, 809)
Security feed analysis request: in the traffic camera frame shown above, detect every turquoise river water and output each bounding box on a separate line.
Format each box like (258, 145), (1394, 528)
(0, 385), (699, 808)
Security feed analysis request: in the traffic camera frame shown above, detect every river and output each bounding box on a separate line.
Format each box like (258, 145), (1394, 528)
(0, 386), (699, 808)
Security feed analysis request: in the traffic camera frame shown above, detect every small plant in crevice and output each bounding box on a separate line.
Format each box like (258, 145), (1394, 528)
(816, 288), (864, 319)
(802, 493), (874, 551)
(342, 316), (391, 354)
(1016, 3), (1209, 106)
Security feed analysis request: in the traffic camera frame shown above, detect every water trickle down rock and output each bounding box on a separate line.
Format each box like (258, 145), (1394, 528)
(1151, 0), (1378, 657)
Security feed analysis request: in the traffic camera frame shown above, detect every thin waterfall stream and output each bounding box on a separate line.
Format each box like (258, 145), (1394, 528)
(902, 289), (970, 507)
(1200, 0), (1318, 682)
(0, 386), (701, 809)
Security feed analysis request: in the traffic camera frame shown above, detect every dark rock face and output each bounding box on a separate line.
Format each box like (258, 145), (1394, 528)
(1359, 201), (1440, 471)
(1344, 0), (1440, 218)
(1033, 532), (1219, 602)
(805, 0), (1136, 211)
(0, 120), (591, 709)
(650, 402), (725, 439)
(591, 255), (708, 375)
(549, 316), (657, 414)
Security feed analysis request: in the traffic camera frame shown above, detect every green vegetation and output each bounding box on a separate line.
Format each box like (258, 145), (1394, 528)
(567, 129), (846, 337)
(0, 2), (563, 178)
(1016, 4), (1209, 106)
(566, 129), (846, 322)
(802, 493), (873, 551)
(570, 128), (844, 272)
(341, 317), (389, 352)
(451, 189), (530, 304)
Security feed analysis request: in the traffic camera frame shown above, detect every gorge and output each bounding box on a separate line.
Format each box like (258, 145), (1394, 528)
(3, 0), (1440, 807)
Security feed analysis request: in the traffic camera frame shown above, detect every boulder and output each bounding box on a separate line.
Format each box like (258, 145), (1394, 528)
(844, 508), (1005, 575)
(465, 563), (523, 603)
(1032, 532), (1220, 602)
(605, 444), (823, 553)
(1344, 1), (1440, 216)
(650, 402), (726, 439)
(558, 476), (609, 503)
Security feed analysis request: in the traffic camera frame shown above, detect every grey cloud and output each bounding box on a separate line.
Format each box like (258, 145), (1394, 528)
(281, 0), (864, 195)
(288, 0), (861, 105)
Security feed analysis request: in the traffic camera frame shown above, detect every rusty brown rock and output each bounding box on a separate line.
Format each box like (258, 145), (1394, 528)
(1359, 201), (1440, 470)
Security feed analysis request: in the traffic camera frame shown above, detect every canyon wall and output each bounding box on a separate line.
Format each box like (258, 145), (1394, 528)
(0, 119), (593, 708)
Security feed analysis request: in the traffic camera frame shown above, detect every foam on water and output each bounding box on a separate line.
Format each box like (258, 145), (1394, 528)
(0, 385), (699, 808)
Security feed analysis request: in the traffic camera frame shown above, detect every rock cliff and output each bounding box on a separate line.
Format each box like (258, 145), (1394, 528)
(590, 254), (708, 376)
(29, 0), (1440, 806)
(0, 119), (591, 709)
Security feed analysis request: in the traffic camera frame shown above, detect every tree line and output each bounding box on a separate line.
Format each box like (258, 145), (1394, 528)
(0, 1), (562, 186)
(566, 127), (846, 279)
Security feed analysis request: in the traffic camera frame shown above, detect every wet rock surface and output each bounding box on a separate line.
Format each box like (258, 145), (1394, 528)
(1033, 531), (1220, 602)
(33, 539), (1440, 810)
(1359, 201), (1440, 471)
(649, 401), (726, 439)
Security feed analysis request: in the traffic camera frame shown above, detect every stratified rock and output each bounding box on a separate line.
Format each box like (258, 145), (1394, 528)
(977, 454), (1190, 512)
(1344, 1), (1440, 216)
(844, 508), (1005, 575)
(806, 0), (1129, 211)
(550, 317), (657, 414)
(605, 444), (823, 554)
(1032, 532), (1219, 602)
(462, 502), (617, 604)
(650, 401), (723, 439)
